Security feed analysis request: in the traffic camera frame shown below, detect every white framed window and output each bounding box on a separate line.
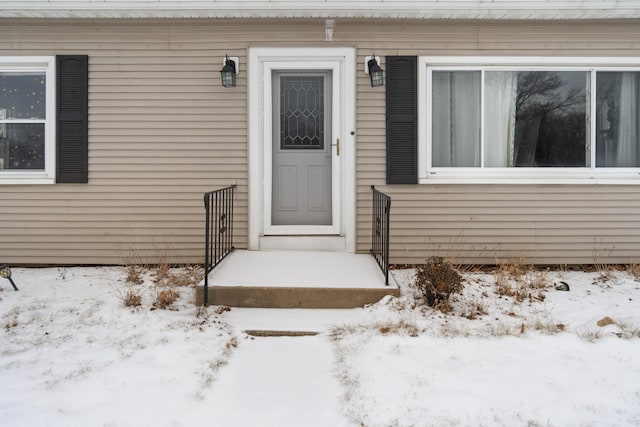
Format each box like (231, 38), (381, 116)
(418, 57), (640, 184)
(0, 57), (56, 184)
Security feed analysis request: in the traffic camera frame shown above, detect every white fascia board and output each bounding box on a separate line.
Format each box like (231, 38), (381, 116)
(1, 1), (640, 20)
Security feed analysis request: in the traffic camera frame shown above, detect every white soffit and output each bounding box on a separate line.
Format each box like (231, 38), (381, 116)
(0, 0), (639, 20)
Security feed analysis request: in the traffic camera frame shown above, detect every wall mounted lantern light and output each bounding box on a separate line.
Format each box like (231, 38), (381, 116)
(220, 55), (239, 88)
(364, 55), (384, 87)
(0, 264), (18, 291)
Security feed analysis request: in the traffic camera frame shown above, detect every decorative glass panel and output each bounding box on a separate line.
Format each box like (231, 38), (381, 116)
(0, 72), (46, 119)
(280, 76), (324, 150)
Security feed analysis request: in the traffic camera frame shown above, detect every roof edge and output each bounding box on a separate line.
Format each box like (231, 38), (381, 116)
(1, 7), (639, 21)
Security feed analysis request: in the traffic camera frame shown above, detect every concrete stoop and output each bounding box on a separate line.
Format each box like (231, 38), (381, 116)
(195, 284), (400, 308)
(196, 250), (400, 308)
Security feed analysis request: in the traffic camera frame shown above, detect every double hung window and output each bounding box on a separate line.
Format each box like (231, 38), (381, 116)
(419, 57), (640, 183)
(0, 57), (55, 184)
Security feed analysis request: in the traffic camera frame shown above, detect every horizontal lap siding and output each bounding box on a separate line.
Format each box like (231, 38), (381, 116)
(0, 22), (254, 264)
(1, 19), (640, 264)
(353, 20), (640, 264)
(356, 185), (640, 264)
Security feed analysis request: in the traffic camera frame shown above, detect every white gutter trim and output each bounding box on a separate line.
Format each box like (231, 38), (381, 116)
(1, 2), (640, 20)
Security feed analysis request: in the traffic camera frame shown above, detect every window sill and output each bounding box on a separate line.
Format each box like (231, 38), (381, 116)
(420, 170), (640, 185)
(0, 173), (55, 185)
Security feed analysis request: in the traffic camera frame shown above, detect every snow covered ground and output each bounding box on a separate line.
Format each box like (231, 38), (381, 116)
(1, 264), (639, 426)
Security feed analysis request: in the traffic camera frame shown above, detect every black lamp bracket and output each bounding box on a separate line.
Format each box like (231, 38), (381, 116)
(223, 56), (239, 74)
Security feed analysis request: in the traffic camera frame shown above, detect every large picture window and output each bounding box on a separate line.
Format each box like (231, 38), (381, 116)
(419, 57), (640, 183)
(0, 57), (55, 184)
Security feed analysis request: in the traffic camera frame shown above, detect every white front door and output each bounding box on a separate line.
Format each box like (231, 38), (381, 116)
(248, 47), (356, 252)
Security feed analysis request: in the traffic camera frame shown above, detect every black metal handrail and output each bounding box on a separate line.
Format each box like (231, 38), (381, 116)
(203, 185), (236, 306)
(371, 186), (391, 286)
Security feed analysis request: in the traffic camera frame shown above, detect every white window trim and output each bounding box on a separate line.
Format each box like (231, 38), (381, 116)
(0, 56), (56, 185)
(418, 56), (640, 185)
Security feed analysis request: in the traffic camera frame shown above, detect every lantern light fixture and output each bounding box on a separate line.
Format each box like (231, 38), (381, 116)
(220, 55), (239, 88)
(364, 55), (384, 87)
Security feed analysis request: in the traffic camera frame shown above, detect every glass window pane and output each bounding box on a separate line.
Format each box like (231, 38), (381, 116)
(280, 75), (325, 150)
(432, 71), (481, 167)
(484, 72), (518, 167)
(0, 123), (45, 170)
(512, 71), (589, 167)
(596, 71), (640, 167)
(0, 72), (46, 120)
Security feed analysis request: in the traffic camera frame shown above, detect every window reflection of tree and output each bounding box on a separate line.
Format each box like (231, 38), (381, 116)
(514, 71), (587, 167)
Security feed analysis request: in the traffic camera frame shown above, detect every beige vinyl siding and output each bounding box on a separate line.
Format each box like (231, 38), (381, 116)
(1, 19), (640, 264)
(0, 21), (252, 264)
(352, 20), (640, 265)
(356, 185), (640, 264)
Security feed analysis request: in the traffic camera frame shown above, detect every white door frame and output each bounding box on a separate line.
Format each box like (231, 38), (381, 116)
(248, 47), (356, 252)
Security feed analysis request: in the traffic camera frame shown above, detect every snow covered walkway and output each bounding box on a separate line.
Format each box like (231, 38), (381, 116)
(199, 308), (369, 426)
(205, 335), (353, 426)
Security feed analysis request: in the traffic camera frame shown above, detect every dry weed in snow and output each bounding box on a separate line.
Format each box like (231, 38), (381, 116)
(2, 264), (640, 427)
(331, 267), (640, 427)
(0, 267), (236, 426)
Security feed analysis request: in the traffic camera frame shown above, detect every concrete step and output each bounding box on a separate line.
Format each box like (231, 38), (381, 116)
(196, 250), (400, 308)
(195, 284), (400, 308)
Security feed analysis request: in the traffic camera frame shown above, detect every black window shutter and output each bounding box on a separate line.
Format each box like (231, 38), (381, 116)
(56, 55), (88, 183)
(386, 56), (417, 184)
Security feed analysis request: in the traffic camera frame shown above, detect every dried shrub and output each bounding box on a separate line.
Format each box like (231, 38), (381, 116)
(502, 260), (529, 279)
(414, 256), (463, 307)
(150, 264), (203, 288)
(153, 263), (171, 286)
(123, 289), (142, 307)
(577, 329), (602, 342)
(155, 289), (178, 309)
(375, 319), (420, 337)
(486, 321), (521, 337)
(532, 317), (564, 335)
(460, 301), (488, 320)
(526, 270), (551, 290)
(126, 265), (144, 285)
(627, 264), (640, 280)
(495, 270), (514, 297)
(439, 322), (471, 337)
(495, 262), (549, 303)
(433, 298), (454, 314)
(618, 321), (640, 339)
(166, 265), (204, 287)
(501, 282), (528, 303)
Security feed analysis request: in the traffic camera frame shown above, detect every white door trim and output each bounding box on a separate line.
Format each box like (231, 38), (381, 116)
(248, 47), (356, 252)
